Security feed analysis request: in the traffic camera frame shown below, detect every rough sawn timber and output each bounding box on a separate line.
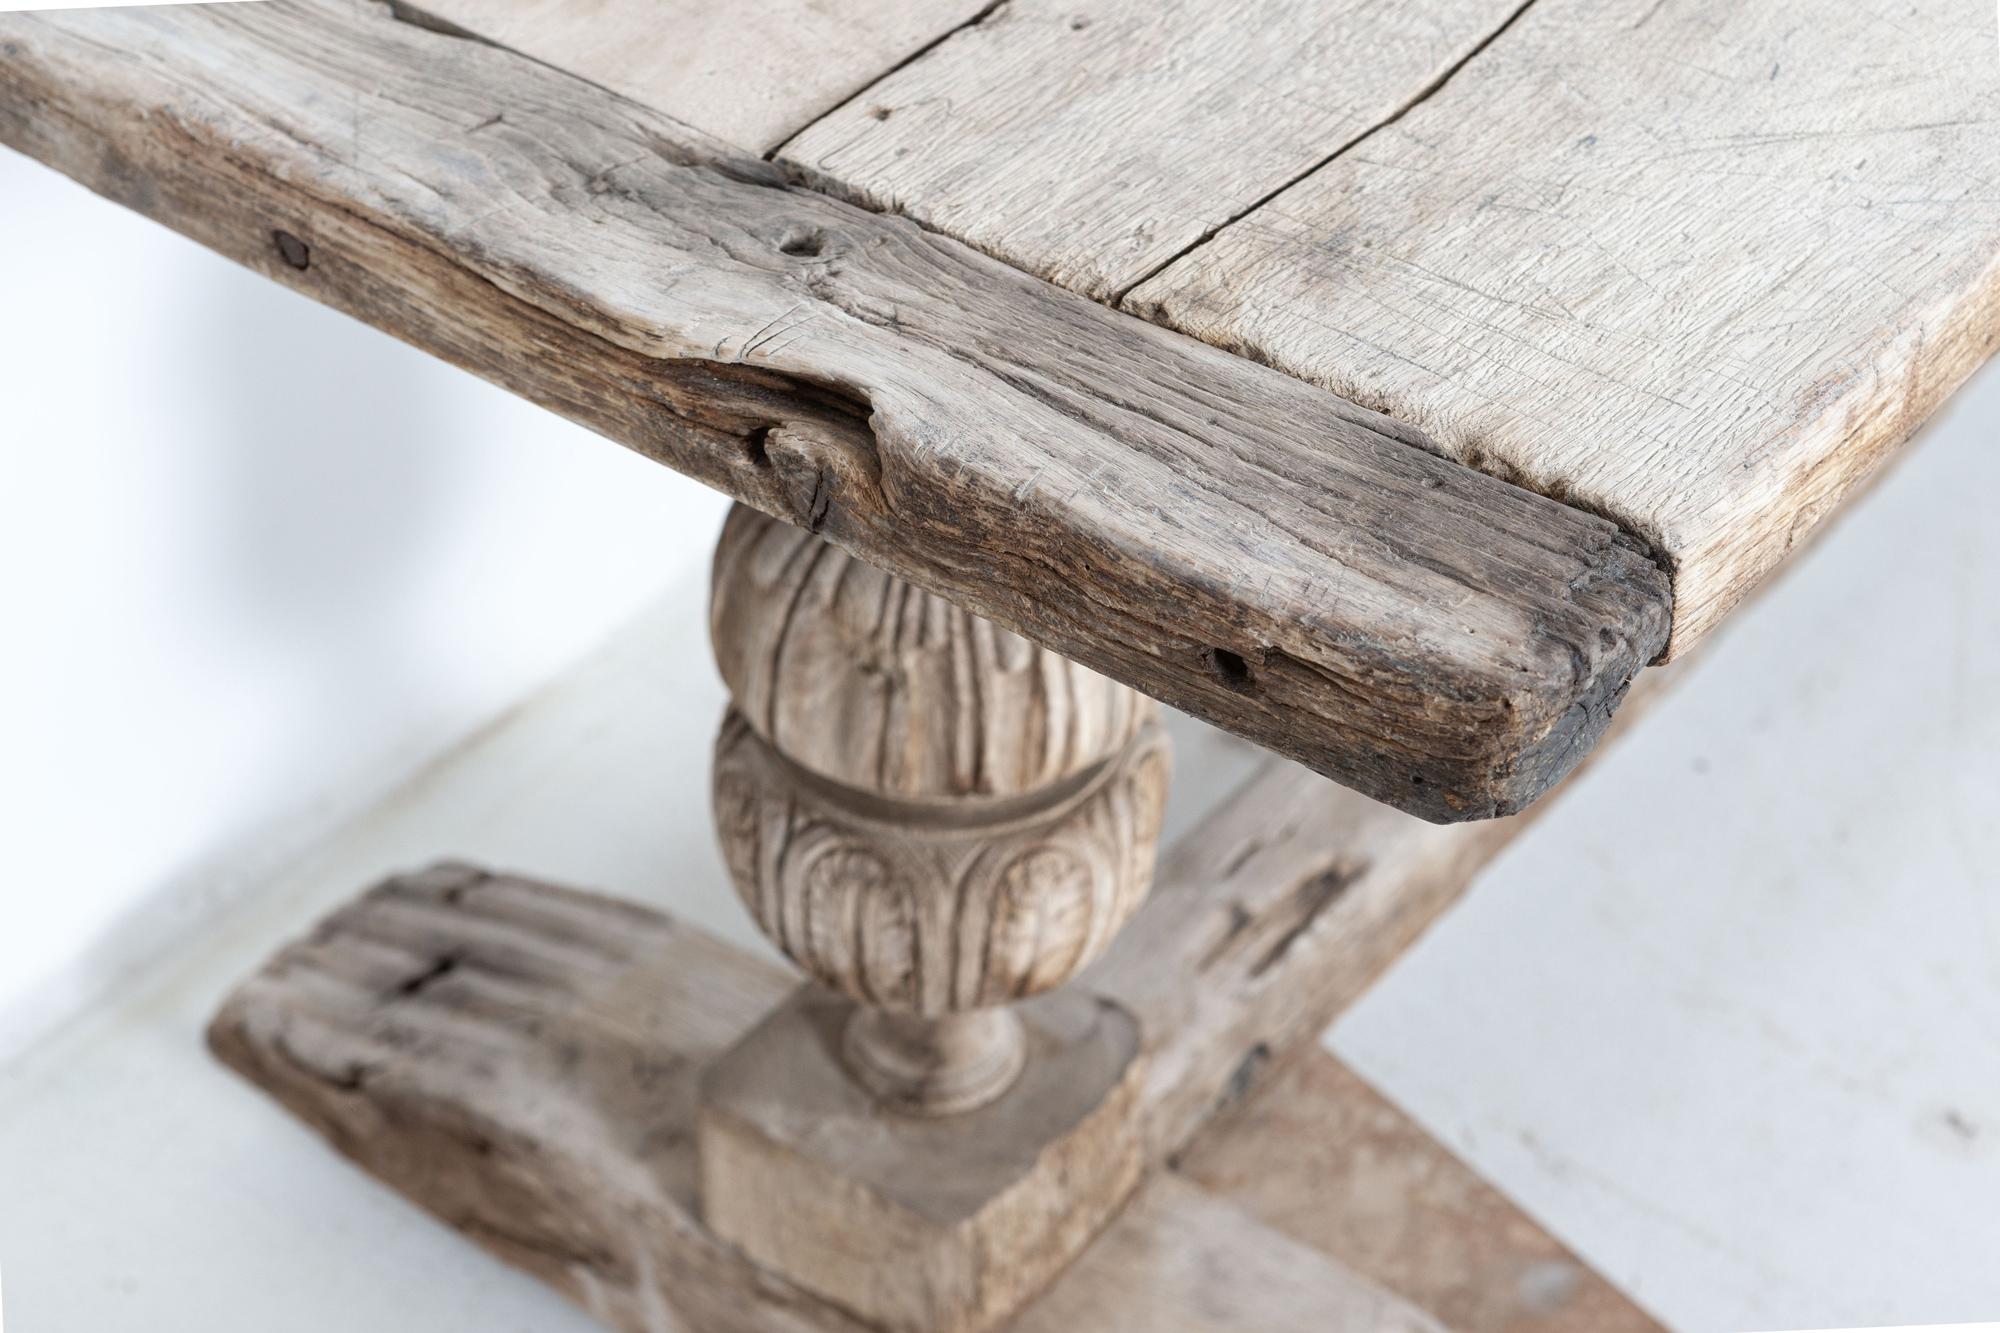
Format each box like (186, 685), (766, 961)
(0, 0), (1670, 822)
(1090, 652), (1686, 1160)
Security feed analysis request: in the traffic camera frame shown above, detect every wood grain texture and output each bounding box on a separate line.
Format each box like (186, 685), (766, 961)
(199, 553), (1693, 1333)
(708, 504), (1171, 1113)
(209, 863), (1462, 1333)
(709, 710), (1170, 1030)
(1100, 751), (1531, 1157)
(1098, 652), (1689, 1160)
(400, 0), (991, 154)
(1128, 0), (2000, 653)
(0, 0), (1671, 822)
(205, 864), (841, 1333)
(699, 503), (1172, 1327)
(1181, 1049), (1662, 1333)
(710, 503), (1149, 800)
(698, 987), (1147, 1333)
(780, 0), (1525, 302)
(202, 429), (1886, 1329)
(1014, 1175), (1446, 1333)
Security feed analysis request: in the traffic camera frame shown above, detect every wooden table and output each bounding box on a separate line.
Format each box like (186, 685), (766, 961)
(3, 2), (1991, 1329)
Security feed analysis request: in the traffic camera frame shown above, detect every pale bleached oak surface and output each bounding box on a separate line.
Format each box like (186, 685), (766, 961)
(1181, 1050), (1658, 1333)
(1127, 0), (2000, 650)
(8, 0), (1986, 812)
(405, 0), (989, 154)
(427, 0), (2000, 655)
(778, 0), (1525, 301)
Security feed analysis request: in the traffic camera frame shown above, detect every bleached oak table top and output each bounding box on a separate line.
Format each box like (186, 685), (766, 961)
(4, 0), (1992, 821)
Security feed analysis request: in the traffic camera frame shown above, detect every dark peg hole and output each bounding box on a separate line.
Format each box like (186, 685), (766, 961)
(1206, 647), (1253, 691)
(272, 229), (311, 271)
(778, 227), (826, 258)
(1070, 16), (1091, 30)
(868, 106), (894, 122)
(744, 426), (776, 468)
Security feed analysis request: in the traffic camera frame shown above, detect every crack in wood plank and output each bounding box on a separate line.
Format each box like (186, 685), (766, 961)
(1106, 0), (1549, 305)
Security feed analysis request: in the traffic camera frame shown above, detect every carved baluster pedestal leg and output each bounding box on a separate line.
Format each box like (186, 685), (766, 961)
(698, 504), (1172, 1333)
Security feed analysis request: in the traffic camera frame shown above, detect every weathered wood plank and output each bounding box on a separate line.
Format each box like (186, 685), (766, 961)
(0, 0), (1671, 821)
(207, 865), (1457, 1332)
(1128, 0), (2000, 653)
(779, 0), (1525, 302)
(1180, 1048), (1662, 1332)
(400, 0), (991, 154)
(205, 866), (838, 1333)
(1102, 751), (1529, 1155)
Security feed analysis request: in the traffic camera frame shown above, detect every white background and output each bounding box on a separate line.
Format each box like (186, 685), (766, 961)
(0, 146), (727, 1059)
(3, 130), (1999, 1332)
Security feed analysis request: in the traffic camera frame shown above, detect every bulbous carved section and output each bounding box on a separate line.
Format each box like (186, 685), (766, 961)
(708, 505), (1172, 1114)
(711, 504), (1147, 800)
(712, 709), (1169, 1016)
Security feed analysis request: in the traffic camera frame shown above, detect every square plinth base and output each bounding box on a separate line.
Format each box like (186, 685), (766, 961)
(698, 987), (1146, 1333)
